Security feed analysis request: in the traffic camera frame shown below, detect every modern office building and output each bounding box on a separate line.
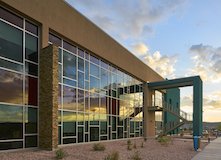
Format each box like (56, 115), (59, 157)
(0, 0), (203, 151)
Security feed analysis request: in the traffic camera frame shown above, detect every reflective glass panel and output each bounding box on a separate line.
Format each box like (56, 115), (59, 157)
(49, 33), (61, 47)
(90, 92), (99, 113)
(130, 120), (134, 133)
(85, 52), (89, 60)
(25, 20), (38, 35)
(101, 61), (108, 69)
(25, 76), (38, 106)
(0, 69), (23, 104)
(25, 135), (37, 148)
(85, 114), (89, 132)
(78, 113), (84, 125)
(90, 55), (99, 65)
(63, 111), (76, 137)
(117, 127), (123, 139)
(25, 61), (38, 76)
(78, 71), (84, 89)
(25, 33), (38, 63)
(0, 104), (23, 140)
(63, 78), (76, 87)
(25, 107), (37, 134)
(78, 48), (84, 58)
(78, 127), (83, 143)
(63, 138), (76, 144)
(90, 76), (99, 93)
(58, 110), (61, 124)
(85, 91), (89, 112)
(0, 58), (23, 72)
(90, 63), (99, 77)
(78, 57), (84, 72)
(0, 21), (23, 62)
(58, 85), (61, 109)
(85, 61), (89, 80)
(63, 41), (76, 54)
(63, 85), (76, 110)
(78, 89), (84, 111)
(59, 48), (62, 63)
(100, 95), (107, 114)
(58, 126), (61, 145)
(112, 74), (117, 89)
(0, 141), (23, 150)
(0, 7), (23, 28)
(63, 51), (76, 79)
(59, 64), (61, 83)
(112, 116), (116, 131)
(100, 115), (107, 135)
(85, 81), (89, 90)
(101, 69), (108, 90)
(90, 114), (99, 125)
(112, 98), (116, 115)
(90, 127), (99, 141)
(117, 117), (123, 126)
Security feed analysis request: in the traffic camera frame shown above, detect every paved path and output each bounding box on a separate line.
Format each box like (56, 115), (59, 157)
(191, 137), (221, 160)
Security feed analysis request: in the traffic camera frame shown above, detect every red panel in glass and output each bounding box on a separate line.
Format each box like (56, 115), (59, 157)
(25, 76), (38, 106)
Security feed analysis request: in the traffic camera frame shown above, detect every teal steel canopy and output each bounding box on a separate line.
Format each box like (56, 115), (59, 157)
(148, 76), (203, 137)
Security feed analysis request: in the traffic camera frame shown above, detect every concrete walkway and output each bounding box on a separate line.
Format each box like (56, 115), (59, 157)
(191, 137), (221, 160)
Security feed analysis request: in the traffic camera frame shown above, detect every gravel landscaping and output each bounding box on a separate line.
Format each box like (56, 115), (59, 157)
(0, 138), (209, 160)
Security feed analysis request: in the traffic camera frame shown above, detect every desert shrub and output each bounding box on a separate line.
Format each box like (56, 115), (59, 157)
(133, 141), (137, 149)
(144, 137), (147, 142)
(127, 144), (132, 150)
(180, 133), (184, 137)
(56, 148), (68, 160)
(127, 139), (131, 145)
(104, 151), (119, 160)
(158, 135), (171, 146)
(93, 143), (106, 151)
(141, 142), (144, 148)
(132, 151), (142, 160)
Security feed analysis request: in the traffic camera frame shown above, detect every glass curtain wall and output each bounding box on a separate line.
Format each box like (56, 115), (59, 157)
(49, 34), (144, 145)
(0, 6), (39, 150)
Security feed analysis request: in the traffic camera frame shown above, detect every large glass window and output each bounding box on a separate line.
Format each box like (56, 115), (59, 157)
(0, 7), (39, 151)
(54, 33), (144, 146)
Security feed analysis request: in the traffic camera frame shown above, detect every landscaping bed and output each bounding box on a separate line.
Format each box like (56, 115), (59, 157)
(0, 138), (209, 160)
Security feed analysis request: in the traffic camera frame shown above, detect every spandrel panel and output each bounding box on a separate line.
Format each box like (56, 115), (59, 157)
(63, 85), (76, 110)
(25, 20), (38, 35)
(0, 21), (23, 62)
(25, 76), (38, 106)
(0, 6), (23, 28)
(0, 104), (23, 140)
(0, 69), (23, 104)
(100, 114), (107, 135)
(63, 50), (76, 79)
(25, 33), (38, 63)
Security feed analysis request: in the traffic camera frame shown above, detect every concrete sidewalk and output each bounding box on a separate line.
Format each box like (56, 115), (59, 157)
(191, 137), (221, 160)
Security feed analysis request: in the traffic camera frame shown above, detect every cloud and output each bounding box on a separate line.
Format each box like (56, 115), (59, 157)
(66, 0), (188, 39)
(181, 91), (221, 111)
(131, 42), (149, 55)
(188, 44), (221, 83)
(131, 42), (179, 77)
(195, 20), (209, 27)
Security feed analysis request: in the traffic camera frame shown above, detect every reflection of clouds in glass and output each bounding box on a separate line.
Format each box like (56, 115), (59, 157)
(0, 69), (23, 104)
(0, 104), (23, 123)
(63, 112), (76, 122)
(63, 85), (76, 110)
(90, 92), (99, 113)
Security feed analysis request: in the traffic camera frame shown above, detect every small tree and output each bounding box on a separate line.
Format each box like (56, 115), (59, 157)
(218, 123), (221, 131)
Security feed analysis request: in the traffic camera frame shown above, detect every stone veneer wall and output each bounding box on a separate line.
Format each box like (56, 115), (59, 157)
(39, 44), (59, 150)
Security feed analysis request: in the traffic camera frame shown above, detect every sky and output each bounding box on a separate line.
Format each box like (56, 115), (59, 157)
(65, 0), (221, 122)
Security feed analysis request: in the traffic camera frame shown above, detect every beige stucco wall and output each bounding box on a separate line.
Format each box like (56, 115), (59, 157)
(1, 0), (164, 83)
